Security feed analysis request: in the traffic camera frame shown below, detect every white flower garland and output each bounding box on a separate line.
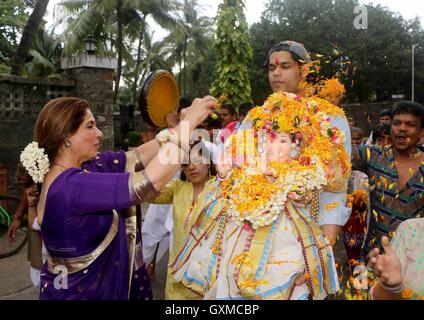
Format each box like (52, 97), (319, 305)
(20, 142), (50, 184)
(227, 157), (327, 229)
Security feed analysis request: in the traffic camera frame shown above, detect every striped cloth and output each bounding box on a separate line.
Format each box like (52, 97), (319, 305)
(352, 145), (424, 258)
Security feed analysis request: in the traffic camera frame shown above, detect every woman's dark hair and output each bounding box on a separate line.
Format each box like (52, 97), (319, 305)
(34, 97), (90, 162)
(16, 163), (34, 189)
(202, 115), (222, 130)
(372, 124), (391, 144)
(221, 104), (237, 116)
(392, 101), (424, 128)
(180, 140), (217, 182)
(239, 102), (254, 118)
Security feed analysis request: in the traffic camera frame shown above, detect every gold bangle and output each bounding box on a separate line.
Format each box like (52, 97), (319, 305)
(129, 170), (160, 204)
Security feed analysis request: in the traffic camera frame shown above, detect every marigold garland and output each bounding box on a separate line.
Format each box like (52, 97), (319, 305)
(220, 90), (351, 229)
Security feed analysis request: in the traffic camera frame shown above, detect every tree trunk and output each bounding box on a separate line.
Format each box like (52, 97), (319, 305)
(11, 0), (49, 76)
(132, 31), (144, 105)
(183, 36), (187, 96)
(113, 0), (123, 106)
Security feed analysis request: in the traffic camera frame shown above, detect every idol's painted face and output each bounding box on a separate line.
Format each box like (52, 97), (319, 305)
(266, 132), (292, 163)
(68, 109), (103, 161)
(268, 51), (302, 94)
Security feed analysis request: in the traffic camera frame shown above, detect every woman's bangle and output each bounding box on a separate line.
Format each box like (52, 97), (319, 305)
(156, 129), (190, 155)
(28, 205), (36, 208)
(379, 280), (404, 296)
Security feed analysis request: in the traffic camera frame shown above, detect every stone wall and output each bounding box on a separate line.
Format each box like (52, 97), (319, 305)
(0, 75), (76, 193)
(341, 101), (395, 136)
(61, 55), (117, 151)
(0, 55), (117, 194)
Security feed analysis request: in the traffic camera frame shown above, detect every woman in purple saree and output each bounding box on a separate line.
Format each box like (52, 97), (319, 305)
(23, 97), (215, 300)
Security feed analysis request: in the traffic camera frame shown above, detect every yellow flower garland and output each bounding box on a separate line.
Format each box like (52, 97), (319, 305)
(220, 89), (351, 229)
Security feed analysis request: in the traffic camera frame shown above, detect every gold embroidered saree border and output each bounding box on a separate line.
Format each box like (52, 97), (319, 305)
(47, 210), (119, 275)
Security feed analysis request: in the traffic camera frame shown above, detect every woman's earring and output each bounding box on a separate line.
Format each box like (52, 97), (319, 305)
(65, 140), (72, 148)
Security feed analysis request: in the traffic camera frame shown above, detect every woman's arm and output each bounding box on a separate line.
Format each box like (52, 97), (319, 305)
(126, 140), (160, 173)
(126, 97), (217, 205)
(25, 185), (39, 231)
(7, 195), (27, 242)
(368, 236), (404, 300)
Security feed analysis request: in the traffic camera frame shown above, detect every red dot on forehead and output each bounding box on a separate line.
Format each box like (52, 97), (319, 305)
(275, 58), (280, 65)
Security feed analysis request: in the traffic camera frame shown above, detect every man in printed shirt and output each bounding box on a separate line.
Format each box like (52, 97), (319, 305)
(238, 40), (352, 244)
(352, 101), (424, 259)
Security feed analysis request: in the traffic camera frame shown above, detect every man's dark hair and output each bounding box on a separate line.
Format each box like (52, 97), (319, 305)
(379, 109), (392, 119)
(265, 41), (312, 67)
(203, 115), (222, 130)
(372, 124), (391, 144)
(221, 104), (237, 116)
(178, 96), (192, 112)
(392, 101), (424, 128)
(239, 102), (254, 117)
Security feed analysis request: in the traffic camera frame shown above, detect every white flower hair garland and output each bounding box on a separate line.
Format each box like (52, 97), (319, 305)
(20, 142), (50, 184)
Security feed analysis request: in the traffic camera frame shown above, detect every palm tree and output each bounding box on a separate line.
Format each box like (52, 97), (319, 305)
(121, 29), (172, 105)
(57, 0), (179, 105)
(11, 0), (49, 75)
(24, 27), (63, 78)
(121, 0), (178, 104)
(164, 0), (213, 96)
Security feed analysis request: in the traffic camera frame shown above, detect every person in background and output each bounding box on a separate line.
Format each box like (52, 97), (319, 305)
(372, 124), (392, 148)
(368, 218), (424, 300)
(418, 130), (424, 152)
(140, 123), (159, 145)
(238, 102), (254, 124)
(379, 109), (392, 126)
(352, 101), (424, 261)
(219, 104), (238, 142)
(351, 127), (364, 147)
(7, 165), (44, 287)
(366, 110), (393, 146)
(140, 122), (173, 295)
(166, 97), (193, 129)
(220, 104), (238, 128)
(148, 140), (217, 300)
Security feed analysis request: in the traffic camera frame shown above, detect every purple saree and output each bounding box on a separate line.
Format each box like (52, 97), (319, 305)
(39, 151), (152, 300)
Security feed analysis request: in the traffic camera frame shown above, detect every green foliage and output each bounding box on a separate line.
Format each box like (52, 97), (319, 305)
(0, 0), (30, 65)
(23, 27), (64, 78)
(165, 0), (214, 97)
(210, 0), (253, 108)
(249, 0), (424, 103)
(127, 131), (141, 147)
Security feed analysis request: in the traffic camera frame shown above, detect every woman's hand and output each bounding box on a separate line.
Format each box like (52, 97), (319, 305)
(368, 236), (403, 287)
(7, 218), (22, 242)
(25, 185), (39, 207)
(216, 152), (233, 179)
(165, 111), (179, 129)
(179, 96), (217, 131)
